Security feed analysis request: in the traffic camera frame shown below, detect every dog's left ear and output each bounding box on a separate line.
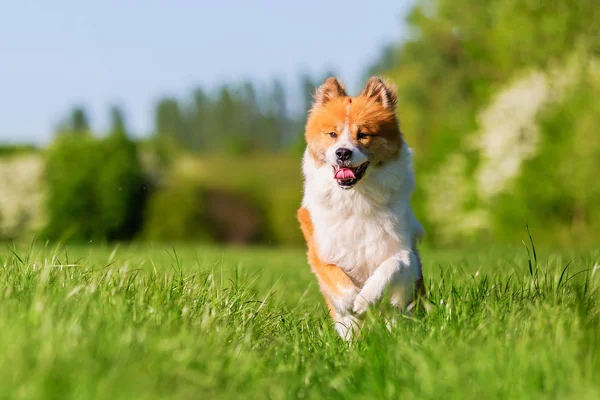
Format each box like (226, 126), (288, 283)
(361, 76), (397, 111)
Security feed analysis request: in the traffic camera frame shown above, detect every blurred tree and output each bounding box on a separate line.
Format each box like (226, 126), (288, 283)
(367, 0), (600, 244)
(109, 105), (127, 137)
(71, 107), (89, 134)
(213, 86), (238, 152)
(240, 81), (259, 150)
(153, 98), (184, 166)
(155, 98), (184, 141)
(300, 74), (317, 115)
(149, 76), (324, 155)
(190, 88), (210, 150)
(270, 79), (288, 148)
(44, 106), (147, 241)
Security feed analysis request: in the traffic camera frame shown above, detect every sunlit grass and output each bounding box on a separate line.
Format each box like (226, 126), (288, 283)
(0, 242), (599, 399)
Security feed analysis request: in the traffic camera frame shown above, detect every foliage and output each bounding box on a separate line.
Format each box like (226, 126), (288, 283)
(5, 1), (600, 246)
(142, 173), (271, 244)
(493, 73), (600, 242)
(150, 71), (341, 159)
(0, 144), (37, 157)
(54, 106), (91, 136)
(143, 154), (301, 245)
(369, 0), (600, 245)
(153, 80), (303, 155)
(171, 154), (304, 245)
(0, 243), (598, 398)
(43, 129), (147, 242)
(142, 175), (213, 242)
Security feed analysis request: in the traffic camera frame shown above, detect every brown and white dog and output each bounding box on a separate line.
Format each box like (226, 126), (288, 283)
(297, 76), (425, 340)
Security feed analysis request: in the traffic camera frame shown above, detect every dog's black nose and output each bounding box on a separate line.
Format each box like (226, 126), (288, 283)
(335, 148), (352, 161)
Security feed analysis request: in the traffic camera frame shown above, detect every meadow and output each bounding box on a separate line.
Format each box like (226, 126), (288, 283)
(0, 241), (598, 399)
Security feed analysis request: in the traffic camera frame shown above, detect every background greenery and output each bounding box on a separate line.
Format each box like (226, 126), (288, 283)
(1, 0), (599, 247)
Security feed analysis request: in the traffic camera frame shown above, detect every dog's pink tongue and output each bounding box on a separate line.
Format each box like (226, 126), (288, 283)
(334, 168), (356, 180)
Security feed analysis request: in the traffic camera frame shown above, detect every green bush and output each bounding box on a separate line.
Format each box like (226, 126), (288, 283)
(142, 154), (302, 245)
(44, 132), (148, 241)
(184, 154), (304, 246)
(142, 173), (272, 244)
(142, 175), (213, 242)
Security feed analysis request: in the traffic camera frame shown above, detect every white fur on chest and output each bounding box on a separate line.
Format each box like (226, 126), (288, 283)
(301, 144), (423, 285)
(310, 205), (403, 283)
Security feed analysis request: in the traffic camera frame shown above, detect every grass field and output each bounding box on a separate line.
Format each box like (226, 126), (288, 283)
(1, 241), (599, 399)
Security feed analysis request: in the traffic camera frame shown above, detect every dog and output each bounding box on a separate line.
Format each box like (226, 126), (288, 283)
(297, 76), (425, 340)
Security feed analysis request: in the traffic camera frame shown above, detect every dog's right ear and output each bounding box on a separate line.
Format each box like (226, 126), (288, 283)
(313, 77), (348, 108)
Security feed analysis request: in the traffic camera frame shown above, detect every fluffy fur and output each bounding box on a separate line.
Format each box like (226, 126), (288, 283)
(298, 76), (425, 340)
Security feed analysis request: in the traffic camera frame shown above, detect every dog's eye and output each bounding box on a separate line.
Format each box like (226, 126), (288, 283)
(357, 132), (368, 140)
(329, 132), (338, 138)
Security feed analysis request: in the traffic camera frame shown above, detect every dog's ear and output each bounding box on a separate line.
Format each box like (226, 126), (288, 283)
(361, 76), (397, 111)
(313, 77), (348, 108)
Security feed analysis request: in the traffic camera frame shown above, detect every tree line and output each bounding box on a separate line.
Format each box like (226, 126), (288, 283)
(58, 73), (340, 156)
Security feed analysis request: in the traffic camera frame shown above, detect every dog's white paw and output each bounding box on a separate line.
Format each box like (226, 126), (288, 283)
(335, 314), (361, 340)
(353, 277), (385, 314)
(352, 294), (371, 315)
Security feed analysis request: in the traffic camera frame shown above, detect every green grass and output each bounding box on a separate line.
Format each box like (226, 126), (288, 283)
(1, 242), (599, 399)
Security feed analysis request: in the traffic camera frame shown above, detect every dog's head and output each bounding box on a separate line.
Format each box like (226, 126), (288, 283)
(305, 76), (402, 189)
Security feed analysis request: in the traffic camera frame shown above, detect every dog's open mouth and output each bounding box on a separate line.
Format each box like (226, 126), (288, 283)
(333, 162), (370, 188)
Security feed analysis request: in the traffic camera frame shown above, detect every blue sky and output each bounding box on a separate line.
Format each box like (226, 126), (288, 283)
(0, 1), (413, 144)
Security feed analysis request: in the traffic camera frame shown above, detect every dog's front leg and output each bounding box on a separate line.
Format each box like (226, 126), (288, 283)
(298, 207), (361, 339)
(352, 249), (420, 315)
(319, 272), (361, 340)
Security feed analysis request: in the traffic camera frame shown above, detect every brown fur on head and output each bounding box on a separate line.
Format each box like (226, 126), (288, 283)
(305, 76), (402, 171)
